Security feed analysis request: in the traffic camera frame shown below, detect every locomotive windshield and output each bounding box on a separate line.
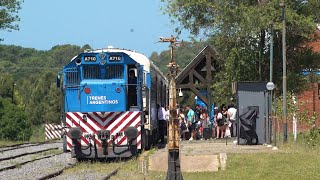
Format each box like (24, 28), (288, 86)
(83, 65), (101, 79)
(106, 65), (123, 79)
(82, 65), (124, 79)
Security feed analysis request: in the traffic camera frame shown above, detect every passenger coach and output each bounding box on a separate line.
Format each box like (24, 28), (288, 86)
(57, 47), (167, 160)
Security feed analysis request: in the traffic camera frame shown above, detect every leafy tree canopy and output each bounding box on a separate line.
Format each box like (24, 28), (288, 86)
(0, 98), (32, 141)
(162, 0), (320, 104)
(0, 0), (23, 34)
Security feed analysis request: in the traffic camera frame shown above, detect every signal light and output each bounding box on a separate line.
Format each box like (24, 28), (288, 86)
(84, 87), (91, 94)
(116, 87), (121, 93)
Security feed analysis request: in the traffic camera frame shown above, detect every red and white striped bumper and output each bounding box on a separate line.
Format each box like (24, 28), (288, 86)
(65, 111), (142, 153)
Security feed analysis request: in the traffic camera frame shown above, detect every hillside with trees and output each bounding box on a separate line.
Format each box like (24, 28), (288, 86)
(0, 44), (91, 140)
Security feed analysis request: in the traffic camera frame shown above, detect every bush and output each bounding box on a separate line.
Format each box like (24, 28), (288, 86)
(304, 127), (320, 149)
(0, 98), (32, 141)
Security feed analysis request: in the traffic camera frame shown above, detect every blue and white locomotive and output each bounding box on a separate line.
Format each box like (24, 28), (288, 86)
(57, 47), (167, 160)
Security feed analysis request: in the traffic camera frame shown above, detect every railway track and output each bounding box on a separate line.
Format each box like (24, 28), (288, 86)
(0, 141), (120, 179)
(0, 141), (60, 153)
(0, 152), (62, 172)
(0, 140), (78, 179)
(0, 147), (59, 162)
(46, 166), (120, 180)
(37, 163), (77, 180)
(102, 167), (120, 180)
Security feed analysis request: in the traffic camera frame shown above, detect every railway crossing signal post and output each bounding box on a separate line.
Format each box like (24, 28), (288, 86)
(159, 36), (183, 180)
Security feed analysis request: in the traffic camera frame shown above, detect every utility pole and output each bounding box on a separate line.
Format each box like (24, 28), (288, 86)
(281, 1), (288, 143)
(158, 35), (183, 180)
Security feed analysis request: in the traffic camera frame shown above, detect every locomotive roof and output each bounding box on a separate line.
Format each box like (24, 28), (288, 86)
(92, 48), (151, 72)
(70, 47), (167, 80)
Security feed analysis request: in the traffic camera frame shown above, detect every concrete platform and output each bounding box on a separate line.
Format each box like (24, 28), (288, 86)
(148, 138), (276, 172)
(149, 150), (219, 172)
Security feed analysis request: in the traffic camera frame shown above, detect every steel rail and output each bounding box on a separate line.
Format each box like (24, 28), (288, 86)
(0, 147), (59, 162)
(0, 152), (63, 172)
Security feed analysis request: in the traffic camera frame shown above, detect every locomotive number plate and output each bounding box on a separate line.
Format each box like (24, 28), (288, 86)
(84, 56), (97, 62)
(109, 55), (122, 61)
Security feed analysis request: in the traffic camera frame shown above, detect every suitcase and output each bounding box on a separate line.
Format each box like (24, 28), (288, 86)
(203, 127), (212, 140)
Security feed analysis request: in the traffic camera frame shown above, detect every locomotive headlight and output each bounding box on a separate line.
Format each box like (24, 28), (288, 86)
(124, 127), (138, 141)
(69, 127), (83, 139)
(75, 58), (81, 66)
(100, 59), (106, 65)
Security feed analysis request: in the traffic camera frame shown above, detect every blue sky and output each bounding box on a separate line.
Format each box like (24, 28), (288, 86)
(0, 0), (191, 57)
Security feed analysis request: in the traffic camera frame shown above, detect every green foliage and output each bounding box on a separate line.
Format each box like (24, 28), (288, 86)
(0, 44), (85, 127)
(0, 0), (23, 33)
(0, 98), (32, 141)
(29, 125), (46, 142)
(162, 0), (320, 105)
(0, 73), (14, 99)
(304, 127), (320, 149)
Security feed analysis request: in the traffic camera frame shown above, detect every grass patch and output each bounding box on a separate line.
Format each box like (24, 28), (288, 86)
(29, 125), (46, 142)
(111, 140), (320, 180)
(0, 125), (48, 147)
(62, 141), (320, 180)
(182, 151), (320, 180)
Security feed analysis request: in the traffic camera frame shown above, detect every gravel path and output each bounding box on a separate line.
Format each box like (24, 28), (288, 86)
(0, 153), (76, 179)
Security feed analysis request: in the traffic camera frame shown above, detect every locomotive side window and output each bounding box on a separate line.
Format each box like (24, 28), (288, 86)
(83, 65), (101, 79)
(65, 68), (79, 85)
(106, 65), (123, 79)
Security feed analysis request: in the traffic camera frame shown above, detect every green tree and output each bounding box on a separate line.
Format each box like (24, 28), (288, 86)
(0, 0), (23, 35)
(0, 98), (32, 141)
(162, 0), (320, 104)
(0, 73), (14, 99)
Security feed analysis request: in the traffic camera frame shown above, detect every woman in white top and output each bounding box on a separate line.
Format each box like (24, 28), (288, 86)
(165, 106), (170, 121)
(179, 108), (188, 140)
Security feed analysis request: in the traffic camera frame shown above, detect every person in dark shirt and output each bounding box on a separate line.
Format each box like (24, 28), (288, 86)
(195, 104), (201, 121)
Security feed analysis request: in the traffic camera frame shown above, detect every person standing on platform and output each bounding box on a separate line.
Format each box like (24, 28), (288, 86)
(228, 104), (237, 137)
(157, 104), (166, 144)
(179, 108), (188, 140)
(195, 105), (201, 122)
(164, 105), (170, 137)
(215, 108), (225, 139)
(186, 105), (196, 141)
